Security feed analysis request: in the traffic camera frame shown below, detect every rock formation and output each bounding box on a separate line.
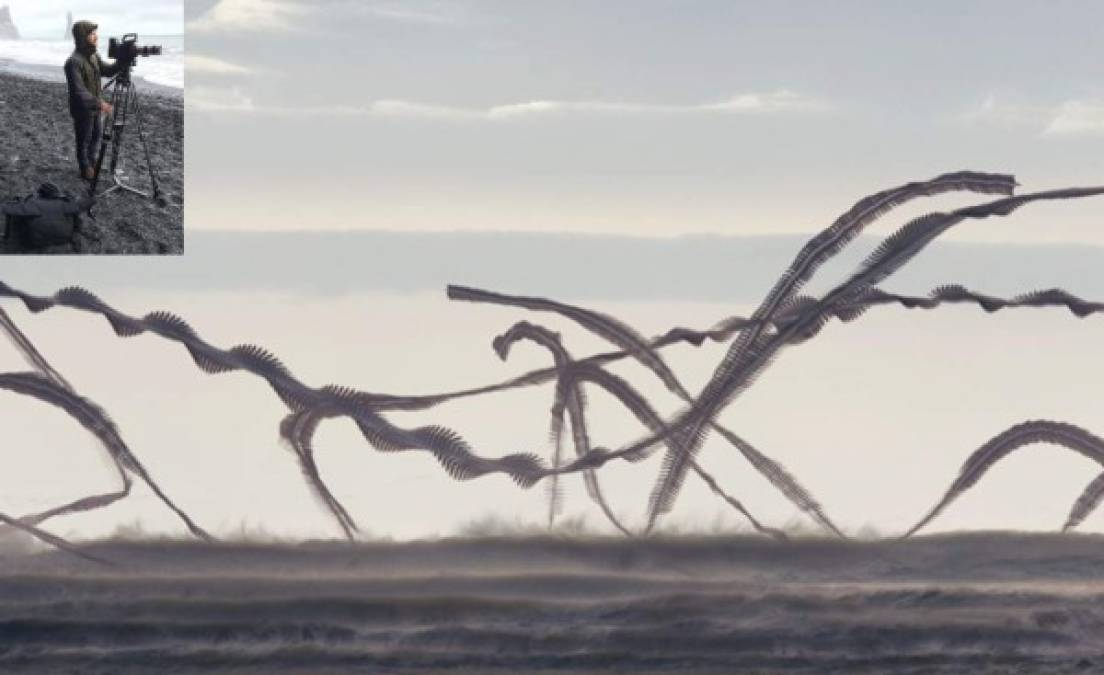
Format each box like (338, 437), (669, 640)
(65, 11), (73, 40)
(0, 5), (19, 40)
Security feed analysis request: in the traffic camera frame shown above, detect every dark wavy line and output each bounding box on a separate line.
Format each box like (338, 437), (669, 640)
(0, 371), (211, 542)
(721, 173), (1016, 451)
(1067, 471), (1104, 532)
(495, 321), (640, 536)
(2, 179), (1100, 540)
(0, 305), (208, 550)
(906, 421), (1104, 537)
(644, 187), (1104, 528)
(0, 284), (554, 520)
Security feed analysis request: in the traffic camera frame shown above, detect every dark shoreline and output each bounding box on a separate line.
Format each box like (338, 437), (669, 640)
(0, 69), (183, 254)
(0, 532), (1103, 673)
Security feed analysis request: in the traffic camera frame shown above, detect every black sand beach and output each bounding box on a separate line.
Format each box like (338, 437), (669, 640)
(0, 69), (182, 254)
(3, 532), (1104, 674)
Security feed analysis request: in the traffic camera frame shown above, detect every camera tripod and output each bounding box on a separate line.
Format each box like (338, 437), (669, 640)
(88, 64), (165, 206)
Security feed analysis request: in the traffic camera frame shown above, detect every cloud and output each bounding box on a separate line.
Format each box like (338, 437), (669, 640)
(188, 90), (830, 119)
(962, 95), (1104, 138)
(185, 55), (253, 76)
(187, 86), (256, 112)
(302, 0), (477, 26)
(1043, 100), (1104, 137)
(186, 0), (308, 33)
(364, 2), (468, 25)
(368, 99), (465, 118)
(959, 95), (1045, 128)
(483, 91), (827, 119)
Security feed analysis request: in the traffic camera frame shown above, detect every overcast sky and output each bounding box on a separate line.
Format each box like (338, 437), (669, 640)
(7, 0), (182, 38)
(2, 2), (1103, 542)
(183, 0), (1102, 240)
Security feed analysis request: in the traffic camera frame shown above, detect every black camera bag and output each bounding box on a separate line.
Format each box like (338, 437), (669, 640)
(2, 183), (91, 253)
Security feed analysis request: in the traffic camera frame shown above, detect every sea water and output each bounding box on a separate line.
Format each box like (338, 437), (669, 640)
(0, 35), (183, 89)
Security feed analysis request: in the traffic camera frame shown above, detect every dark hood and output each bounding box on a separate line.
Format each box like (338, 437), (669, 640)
(72, 20), (98, 56)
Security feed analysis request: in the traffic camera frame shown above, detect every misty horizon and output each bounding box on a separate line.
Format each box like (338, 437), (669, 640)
(3, 229), (1103, 300)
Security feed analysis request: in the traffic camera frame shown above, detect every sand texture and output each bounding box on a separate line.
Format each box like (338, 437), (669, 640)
(0, 70), (182, 254)
(1, 532), (1103, 673)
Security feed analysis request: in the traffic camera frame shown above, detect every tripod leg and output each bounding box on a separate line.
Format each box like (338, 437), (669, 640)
(88, 114), (111, 197)
(88, 81), (125, 199)
(129, 83), (164, 203)
(88, 71), (162, 203)
(107, 84), (131, 178)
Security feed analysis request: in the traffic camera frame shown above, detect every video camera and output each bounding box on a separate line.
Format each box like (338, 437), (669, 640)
(107, 34), (162, 63)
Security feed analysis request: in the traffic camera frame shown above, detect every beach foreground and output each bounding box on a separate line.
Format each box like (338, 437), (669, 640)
(2, 532), (1103, 673)
(0, 71), (182, 254)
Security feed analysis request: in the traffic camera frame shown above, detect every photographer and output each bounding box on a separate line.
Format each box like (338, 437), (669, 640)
(63, 21), (123, 181)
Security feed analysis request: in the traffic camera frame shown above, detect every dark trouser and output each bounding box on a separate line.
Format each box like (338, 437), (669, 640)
(72, 112), (102, 174)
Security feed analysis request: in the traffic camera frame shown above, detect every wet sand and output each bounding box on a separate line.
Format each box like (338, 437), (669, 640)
(0, 69), (182, 254)
(1, 532), (1103, 673)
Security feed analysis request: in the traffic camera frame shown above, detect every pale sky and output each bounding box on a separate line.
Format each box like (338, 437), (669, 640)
(183, 0), (1103, 240)
(6, 0), (182, 38)
(2, 2), (1104, 543)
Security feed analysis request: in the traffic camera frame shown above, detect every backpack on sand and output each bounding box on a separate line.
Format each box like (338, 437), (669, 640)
(2, 183), (92, 253)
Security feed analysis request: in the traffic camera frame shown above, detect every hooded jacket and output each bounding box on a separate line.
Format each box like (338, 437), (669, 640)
(63, 21), (122, 117)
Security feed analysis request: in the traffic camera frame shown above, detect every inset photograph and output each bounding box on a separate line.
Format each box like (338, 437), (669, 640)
(0, 1), (182, 254)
